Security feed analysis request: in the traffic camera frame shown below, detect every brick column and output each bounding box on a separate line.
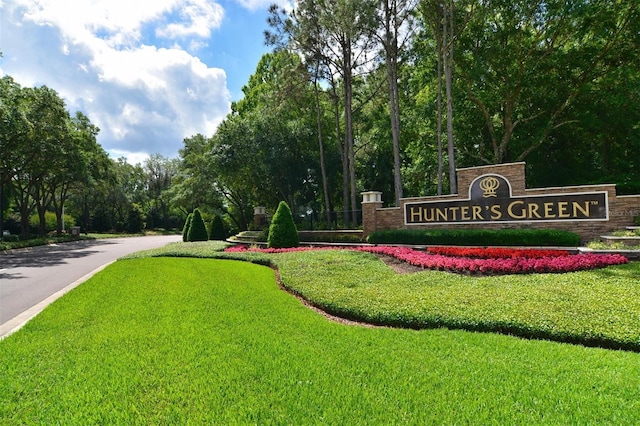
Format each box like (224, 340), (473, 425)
(361, 191), (383, 239)
(254, 206), (267, 228)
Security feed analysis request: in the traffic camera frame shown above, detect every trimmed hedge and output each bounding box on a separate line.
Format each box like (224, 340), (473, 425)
(182, 213), (193, 242)
(366, 228), (581, 247)
(267, 201), (299, 248)
(209, 215), (226, 241)
(187, 209), (209, 242)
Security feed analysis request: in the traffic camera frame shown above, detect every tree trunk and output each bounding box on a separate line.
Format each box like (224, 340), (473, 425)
(330, 79), (349, 228)
(384, 0), (403, 205)
(436, 5), (444, 195)
(444, 0), (457, 194)
(313, 68), (333, 228)
(343, 38), (358, 227)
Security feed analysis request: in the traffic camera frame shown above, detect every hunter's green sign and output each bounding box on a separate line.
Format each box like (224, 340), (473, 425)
(404, 174), (608, 225)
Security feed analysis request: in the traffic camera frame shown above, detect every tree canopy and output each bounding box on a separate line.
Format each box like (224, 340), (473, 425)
(2, 0), (638, 238)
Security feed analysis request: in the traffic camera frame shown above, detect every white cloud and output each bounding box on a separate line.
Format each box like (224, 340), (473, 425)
(108, 149), (151, 166)
(156, 0), (224, 39)
(0, 0), (232, 159)
(236, 0), (292, 12)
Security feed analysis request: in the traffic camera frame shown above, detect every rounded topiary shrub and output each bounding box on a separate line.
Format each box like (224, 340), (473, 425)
(187, 209), (209, 242)
(267, 201), (299, 248)
(182, 213), (193, 242)
(209, 215), (226, 241)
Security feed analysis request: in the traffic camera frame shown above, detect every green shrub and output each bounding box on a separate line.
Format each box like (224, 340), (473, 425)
(29, 211), (75, 233)
(633, 216), (640, 226)
(209, 215), (226, 240)
(187, 209), (209, 242)
(125, 203), (145, 234)
(298, 231), (364, 243)
(1, 234), (19, 243)
(267, 201), (299, 248)
(366, 228), (581, 247)
(182, 213), (193, 242)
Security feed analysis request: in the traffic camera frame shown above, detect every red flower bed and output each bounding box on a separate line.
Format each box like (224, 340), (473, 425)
(225, 245), (628, 275)
(426, 246), (570, 259)
(357, 246), (627, 275)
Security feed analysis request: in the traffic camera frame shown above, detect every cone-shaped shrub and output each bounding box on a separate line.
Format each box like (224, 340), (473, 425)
(209, 215), (226, 240)
(267, 201), (299, 248)
(187, 209), (209, 242)
(182, 213), (193, 242)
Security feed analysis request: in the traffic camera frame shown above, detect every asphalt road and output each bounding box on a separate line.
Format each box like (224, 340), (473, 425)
(0, 235), (181, 337)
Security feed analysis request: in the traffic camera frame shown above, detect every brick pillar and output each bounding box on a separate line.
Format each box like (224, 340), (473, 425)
(254, 206), (267, 228)
(361, 191), (383, 239)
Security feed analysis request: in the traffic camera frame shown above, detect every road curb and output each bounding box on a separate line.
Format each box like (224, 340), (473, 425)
(0, 261), (115, 340)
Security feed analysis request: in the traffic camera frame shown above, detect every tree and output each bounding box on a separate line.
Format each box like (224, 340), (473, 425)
(125, 203), (145, 234)
(455, 0), (639, 165)
(208, 51), (331, 230)
(0, 76), (30, 237)
(267, 0), (379, 225)
(7, 85), (69, 237)
(50, 111), (104, 235)
(144, 154), (178, 229)
(374, 0), (418, 203)
(418, 0), (461, 194)
(267, 201), (299, 248)
(169, 134), (225, 218)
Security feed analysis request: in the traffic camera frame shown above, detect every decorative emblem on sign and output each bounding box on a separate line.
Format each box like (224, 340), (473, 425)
(479, 176), (500, 198)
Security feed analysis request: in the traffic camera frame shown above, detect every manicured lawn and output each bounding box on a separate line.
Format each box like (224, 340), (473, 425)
(274, 249), (640, 350)
(1, 255), (640, 423)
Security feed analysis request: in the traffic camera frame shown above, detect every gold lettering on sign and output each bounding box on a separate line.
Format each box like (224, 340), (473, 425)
(409, 206), (422, 222)
(508, 201), (526, 219)
(490, 205), (502, 219)
(473, 205), (483, 220)
(557, 201), (570, 218)
(528, 203), (541, 219)
(479, 176), (500, 198)
(544, 202), (555, 218)
(405, 191), (605, 224)
(573, 202), (590, 217)
(449, 207), (460, 221)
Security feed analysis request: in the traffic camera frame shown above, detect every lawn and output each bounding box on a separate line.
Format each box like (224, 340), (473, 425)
(2, 246), (640, 423)
(274, 249), (640, 350)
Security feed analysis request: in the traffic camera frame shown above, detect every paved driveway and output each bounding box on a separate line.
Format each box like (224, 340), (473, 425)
(0, 235), (181, 338)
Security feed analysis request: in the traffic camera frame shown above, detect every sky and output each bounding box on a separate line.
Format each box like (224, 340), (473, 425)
(0, 0), (291, 164)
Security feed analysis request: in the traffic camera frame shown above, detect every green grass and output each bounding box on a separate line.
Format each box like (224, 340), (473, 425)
(274, 250), (640, 350)
(2, 256), (640, 424)
(133, 242), (640, 350)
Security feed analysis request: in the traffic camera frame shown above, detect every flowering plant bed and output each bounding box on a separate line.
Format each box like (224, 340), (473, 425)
(225, 245), (628, 275)
(359, 246), (627, 275)
(425, 246), (570, 259)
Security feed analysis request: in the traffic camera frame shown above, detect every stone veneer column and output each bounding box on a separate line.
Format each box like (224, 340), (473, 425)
(254, 206), (267, 228)
(361, 191), (383, 238)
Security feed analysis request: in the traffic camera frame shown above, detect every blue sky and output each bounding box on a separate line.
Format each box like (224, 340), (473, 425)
(0, 0), (290, 164)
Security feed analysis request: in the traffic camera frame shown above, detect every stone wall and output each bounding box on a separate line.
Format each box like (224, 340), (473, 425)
(362, 162), (640, 243)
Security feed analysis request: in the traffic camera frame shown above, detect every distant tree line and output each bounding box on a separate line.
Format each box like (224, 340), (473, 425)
(0, 76), (184, 237)
(2, 0), (638, 237)
(170, 0), (638, 231)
